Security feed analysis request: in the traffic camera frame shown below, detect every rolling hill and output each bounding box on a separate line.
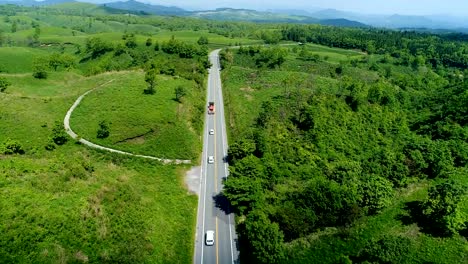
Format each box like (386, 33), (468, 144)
(103, 0), (189, 16)
(0, 0), (368, 28)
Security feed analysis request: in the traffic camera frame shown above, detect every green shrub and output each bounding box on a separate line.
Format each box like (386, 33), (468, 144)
(0, 76), (11, 92)
(96, 120), (110, 139)
(51, 122), (68, 145)
(358, 235), (413, 263)
(422, 180), (467, 235)
(44, 140), (56, 151)
(2, 139), (25, 154)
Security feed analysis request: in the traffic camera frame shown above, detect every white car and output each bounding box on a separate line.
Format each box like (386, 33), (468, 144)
(208, 156), (214, 164)
(205, 230), (215, 246)
(209, 129), (215, 135)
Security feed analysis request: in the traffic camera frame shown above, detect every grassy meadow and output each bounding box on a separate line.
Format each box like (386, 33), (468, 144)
(0, 63), (200, 262)
(0, 4), (249, 262)
(70, 71), (201, 160)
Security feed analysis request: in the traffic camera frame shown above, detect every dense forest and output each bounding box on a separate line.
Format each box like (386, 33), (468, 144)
(220, 25), (468, 263)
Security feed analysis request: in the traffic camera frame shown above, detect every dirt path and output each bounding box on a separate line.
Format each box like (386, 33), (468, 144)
(63, 80), (191, 165)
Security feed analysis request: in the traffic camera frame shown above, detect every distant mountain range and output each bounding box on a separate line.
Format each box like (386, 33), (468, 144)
(1, 0), (468, 33)
(189, 7), (367, 27)
(275, 8), (468, 31)
(0, 0), (75, 6)
(103, 0), (189, 16)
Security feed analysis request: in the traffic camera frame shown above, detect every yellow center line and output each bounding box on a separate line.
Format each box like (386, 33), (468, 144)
(214, 75), (219, 264)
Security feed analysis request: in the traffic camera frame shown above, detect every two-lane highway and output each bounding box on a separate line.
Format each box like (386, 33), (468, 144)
(194, 49), (239, 264)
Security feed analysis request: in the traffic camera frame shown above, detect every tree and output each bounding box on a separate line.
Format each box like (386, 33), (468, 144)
(0, 76), (11, 92)
(59, 53), (77, 70)
(32, 57), (49, 79)
(51, 122), (68, 145)
(0, 30), (5, 46)
(145, 38), (153, 47)
(96, 120), (110, 139)
(197, 36), (208, 45)
(125, 35), (137, 49)
(243, 210), (285, 263)
(422, 180), (467, 235)
(227, 139), (256, 165)
(260, 30), (282, 44)
(255, 47), (287, 68)
(335, 64), (344, 75)
(219, 49), (234, 69)
(154, 41), (160, 51)
(85, 37), (113, 59)
(11, 21), (17, 33)
(144, 68), (158, 94)
(174, 86), (186, 103)
(359, 175), (394, 214)
(229, 155), (264, 179)
(223, 176), (263, 215)
(48, 53), (63, 71)
(33, 25), (40, 43)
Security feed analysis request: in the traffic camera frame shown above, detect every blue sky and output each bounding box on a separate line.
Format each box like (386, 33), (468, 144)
(130, 0), (468, 15)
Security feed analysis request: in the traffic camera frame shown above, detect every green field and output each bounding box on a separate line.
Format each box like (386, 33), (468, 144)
(70, 71), (201, 160)
(0, 5), (222, 261)
(0, 47), (50, 73)
(0, 66), (198, 262)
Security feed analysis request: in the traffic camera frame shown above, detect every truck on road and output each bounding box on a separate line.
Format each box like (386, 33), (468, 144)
(208, 102), (215, 114)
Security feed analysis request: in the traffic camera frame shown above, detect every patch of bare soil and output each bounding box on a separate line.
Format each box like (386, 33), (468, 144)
(185, 166), (201, 195)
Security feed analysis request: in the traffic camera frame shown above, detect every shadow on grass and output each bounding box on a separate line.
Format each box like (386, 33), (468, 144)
(213, 192), (234, 215)
(396, 201), (450, 237)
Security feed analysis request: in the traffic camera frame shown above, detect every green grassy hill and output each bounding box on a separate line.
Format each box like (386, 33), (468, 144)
(0, 68), (198, 262)
(0, 5), (230, 263)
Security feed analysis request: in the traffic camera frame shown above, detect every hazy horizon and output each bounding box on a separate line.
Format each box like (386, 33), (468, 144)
(86, 0), (468, 16)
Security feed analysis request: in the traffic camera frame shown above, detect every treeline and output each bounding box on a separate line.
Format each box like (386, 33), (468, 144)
(0, 4), (264, 40)
(77, 35), (210, 79)
(221, 45), (287, 69)
(281, 25), (468, 69)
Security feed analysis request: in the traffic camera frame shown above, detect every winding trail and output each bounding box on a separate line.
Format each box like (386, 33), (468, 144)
(63, 80), (191, 165)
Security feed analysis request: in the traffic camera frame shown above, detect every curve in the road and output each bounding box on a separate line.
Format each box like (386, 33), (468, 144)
(63, 80), (191, 165)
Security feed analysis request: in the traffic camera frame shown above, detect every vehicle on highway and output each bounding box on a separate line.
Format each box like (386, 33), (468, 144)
(209, 129), (214, 135)
(205, 230), (215, 246)
(208, 156), (214, 163)
(208, 102), (215, 114)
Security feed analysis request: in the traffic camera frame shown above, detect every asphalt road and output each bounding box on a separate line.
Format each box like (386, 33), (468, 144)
(194, 49), (239, 264)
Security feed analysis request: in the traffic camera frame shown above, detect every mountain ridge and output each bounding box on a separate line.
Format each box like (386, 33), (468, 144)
(1, 0), (467, 31)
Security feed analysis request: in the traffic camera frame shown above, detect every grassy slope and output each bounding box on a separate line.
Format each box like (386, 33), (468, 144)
(0, 47), (49, 73)
(70, 71), (200, 160)
(221, 44), (468, 263)
(0, 66), (197, 263)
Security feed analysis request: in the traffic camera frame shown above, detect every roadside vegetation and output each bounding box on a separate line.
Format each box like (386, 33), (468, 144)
(0, 3), (252, 262)
(2, 2), (468, 263)
(220, 31), (468, 263)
